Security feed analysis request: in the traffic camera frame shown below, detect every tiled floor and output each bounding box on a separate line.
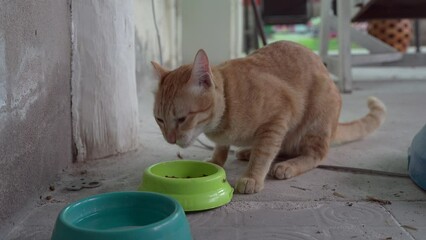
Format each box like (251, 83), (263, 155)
(4, 71), (426, 239)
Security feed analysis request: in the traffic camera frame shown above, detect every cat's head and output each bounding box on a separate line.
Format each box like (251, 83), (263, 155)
(151, 50), (216, 148)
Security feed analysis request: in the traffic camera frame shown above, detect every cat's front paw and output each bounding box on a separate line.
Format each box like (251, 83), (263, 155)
(270, 162), (296, 179)
(236, 177), (264, 194)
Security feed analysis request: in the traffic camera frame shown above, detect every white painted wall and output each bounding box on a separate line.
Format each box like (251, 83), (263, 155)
(134, 0), (180, 97)
(181, 0), (243, 65)
(134, 0), (180, 68)
(133, 0), (244, 92)
(72, 0), (139, 161)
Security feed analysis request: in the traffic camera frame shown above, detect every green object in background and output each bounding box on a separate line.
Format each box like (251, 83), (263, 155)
(264, 25), (275, 36)
(139, 160), (234, 212)
(51, 192), (192, 240)
(268, 33), (360, 51)
(265, 17), (361, 51)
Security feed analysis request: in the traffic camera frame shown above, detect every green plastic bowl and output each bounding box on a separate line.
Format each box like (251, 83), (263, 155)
(139, 160), (234, 211)
(51, 192), (192, 240)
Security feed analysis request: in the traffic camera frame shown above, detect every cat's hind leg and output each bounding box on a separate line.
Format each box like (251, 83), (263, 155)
(271, 135), (330, 179)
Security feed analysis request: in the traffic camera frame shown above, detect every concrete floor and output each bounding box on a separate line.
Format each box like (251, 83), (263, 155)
(4, 68), (426, 240)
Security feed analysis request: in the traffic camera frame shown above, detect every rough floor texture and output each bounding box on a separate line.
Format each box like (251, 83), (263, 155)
(4, 77), (426, 239)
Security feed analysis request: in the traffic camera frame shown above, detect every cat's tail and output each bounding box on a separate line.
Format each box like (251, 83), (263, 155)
(332, 97), (386, 145)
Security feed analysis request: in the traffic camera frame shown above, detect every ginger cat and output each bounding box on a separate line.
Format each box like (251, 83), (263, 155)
(151, 41), (386, 194)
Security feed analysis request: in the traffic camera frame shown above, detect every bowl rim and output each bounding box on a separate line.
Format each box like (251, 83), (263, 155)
(140, 160), (234, 211)
(57, 191), (182, 234)
(144, 160), (224, 183)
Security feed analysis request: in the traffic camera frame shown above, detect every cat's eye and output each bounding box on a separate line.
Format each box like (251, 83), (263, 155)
(156, 117), (164, 124)
(177, 117), (186, 124)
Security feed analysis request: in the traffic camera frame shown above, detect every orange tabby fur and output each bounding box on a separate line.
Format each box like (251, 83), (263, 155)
(152, 41), (386, 194)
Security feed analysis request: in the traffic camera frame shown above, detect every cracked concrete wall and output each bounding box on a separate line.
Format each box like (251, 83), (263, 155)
(0, 0), (72, 232)
(0, 0), (169, 234)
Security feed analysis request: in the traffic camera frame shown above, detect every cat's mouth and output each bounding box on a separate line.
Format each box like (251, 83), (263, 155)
(176, 140), (191, 148)
(176, 137), (195, 148)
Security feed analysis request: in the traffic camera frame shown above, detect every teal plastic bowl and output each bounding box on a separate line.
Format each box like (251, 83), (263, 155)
(408, 124), (426, 190)
(139, 160), (233, 212)
(51, 192), (192, 240)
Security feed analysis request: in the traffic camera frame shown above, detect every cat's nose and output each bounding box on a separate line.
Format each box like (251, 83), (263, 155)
(166, 131), (176, 144)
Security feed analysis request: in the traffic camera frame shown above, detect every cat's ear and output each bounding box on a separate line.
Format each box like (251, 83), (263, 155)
(151, 61), (169, 94)
(151, 61), (169, 80)
(190, 49), (213, 92)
